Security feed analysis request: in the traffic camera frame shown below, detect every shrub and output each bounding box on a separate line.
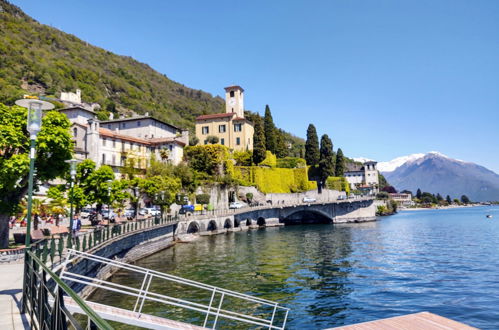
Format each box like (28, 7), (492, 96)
(259, 151), (277, 168)
(196, 194), (210, 205)
(276, 157), (306, 169)
(233, 166), (316, 193)
(325, 177), (350, 194)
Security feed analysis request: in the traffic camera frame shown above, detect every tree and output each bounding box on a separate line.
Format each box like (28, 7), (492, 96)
(252, 116), (266, 164)
(0, 104), (73, 248)
(335, 148), (345, 176)
(305, 124), (320, 166)
(140, 175), (181, 216)
(461, 195), (470, 204)
(401, 190), (413, 195)
(416, 188), (422, 199)
(436, 193), (443, 202)
(84, 165), (115, 212)
(275, 129), (288, 158)
(318, 134), (335, 191)
(446, 195), (452, 204)
(206, 135), (219, 144)
(381, 186), (397, 193)
(196, 194), (210, 205)
(189, 135), (199, 146)
(263, 105), (276, 154)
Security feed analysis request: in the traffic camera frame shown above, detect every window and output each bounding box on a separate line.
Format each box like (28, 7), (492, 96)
(137, 121), (141, 127)
(122, 123), (126, 128)
(112, 139), (116, 148)
(121, 141), (125, 151)
(169, 145), (173, 151)
(107, 124), (111, 129)
(112, 155), (116, 165)
(230, 90), (235, 97)
(219, 124), (226, 133)
(102, 138), (106, 146)
(204, 140), (208, 145)
(202, 126), (209, 134)
(234, 123), (242, 132)
(236, 137), (241, 145)
(73, 127), (77, 137)
(221, 138), (225, 145)
(102, 153), (106, 164)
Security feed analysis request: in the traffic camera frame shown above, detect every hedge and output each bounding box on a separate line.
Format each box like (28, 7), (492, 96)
(325, 176), (350, 194)
(276, 157), (306, 169)
(234, 166), (317, 193)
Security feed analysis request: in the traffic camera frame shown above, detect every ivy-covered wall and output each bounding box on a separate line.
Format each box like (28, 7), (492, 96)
(234, 166), (317, 193)
(325, 177), (350, 194)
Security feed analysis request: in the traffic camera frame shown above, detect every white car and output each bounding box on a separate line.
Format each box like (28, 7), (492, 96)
(229, 202), (245, 209)
(302, 197), (316, 203)
(146, 208), (160, 216)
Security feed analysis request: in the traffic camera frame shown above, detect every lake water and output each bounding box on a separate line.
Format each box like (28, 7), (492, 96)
(91, 206), (499, 329)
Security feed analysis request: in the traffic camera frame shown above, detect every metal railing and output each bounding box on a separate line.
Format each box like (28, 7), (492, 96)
(23, 249), (113, 329)
(61, 249), (290, 329)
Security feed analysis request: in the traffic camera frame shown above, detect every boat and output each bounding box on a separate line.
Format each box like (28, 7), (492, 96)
(486, 215), (493, 218)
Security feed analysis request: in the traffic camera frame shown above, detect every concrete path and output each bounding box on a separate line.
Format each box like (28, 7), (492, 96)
(0, 262), (29, 329)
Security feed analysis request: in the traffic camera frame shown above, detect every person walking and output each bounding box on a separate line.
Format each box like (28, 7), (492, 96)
(72, 215), (81, 236)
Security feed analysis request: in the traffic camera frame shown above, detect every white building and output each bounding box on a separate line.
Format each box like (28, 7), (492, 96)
(60, 106), (188, 177)
(344, 161), (379, 194)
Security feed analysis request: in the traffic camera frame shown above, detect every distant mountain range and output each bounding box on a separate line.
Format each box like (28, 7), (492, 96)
(377, 152), (499, 202)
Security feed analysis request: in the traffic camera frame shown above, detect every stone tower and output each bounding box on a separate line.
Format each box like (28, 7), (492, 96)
(224, 86), (244, 118)
(87, 118), (101, 166)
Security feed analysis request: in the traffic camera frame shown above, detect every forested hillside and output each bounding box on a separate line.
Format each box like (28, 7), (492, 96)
(0, 0), (225, 129)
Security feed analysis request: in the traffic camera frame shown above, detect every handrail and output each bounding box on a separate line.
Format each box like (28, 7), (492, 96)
(24, 250), (113, 329)
(61, 249), (290, 329)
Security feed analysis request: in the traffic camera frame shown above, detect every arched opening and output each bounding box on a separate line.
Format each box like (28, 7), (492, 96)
(283, 211), (332, 225)
(207, 220), (217, 231)
(187, 222), (200, 234)
(246, 219), (252, 226)
(257, 217), (266, 226)
(234, 218), (240, 228)
(224, 218), (232, 229)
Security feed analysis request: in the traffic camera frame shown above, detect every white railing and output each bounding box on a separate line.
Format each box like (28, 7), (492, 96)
(61, 249), (290, 329)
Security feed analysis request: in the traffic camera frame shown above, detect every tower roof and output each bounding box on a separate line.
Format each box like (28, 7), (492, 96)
(224, 85), (244, 92)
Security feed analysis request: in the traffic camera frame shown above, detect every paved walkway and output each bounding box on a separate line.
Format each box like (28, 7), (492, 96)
(0, 262), (29, 329)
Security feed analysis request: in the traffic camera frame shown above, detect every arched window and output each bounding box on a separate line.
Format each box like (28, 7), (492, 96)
(73, 127), (77, 137)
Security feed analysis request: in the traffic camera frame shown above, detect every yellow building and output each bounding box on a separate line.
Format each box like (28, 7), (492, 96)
(195, 86), (254, 151)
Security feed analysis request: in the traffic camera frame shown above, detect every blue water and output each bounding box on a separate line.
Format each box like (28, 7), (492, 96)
(94, 206), (499, 329)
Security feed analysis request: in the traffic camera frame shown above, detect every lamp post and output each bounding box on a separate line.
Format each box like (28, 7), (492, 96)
(65, 159), (79, 238)
(15, 98), (54, 248)
(161, 191), (165, 221)
(134, 186), (139, 221)
(107, 180), (112, 222)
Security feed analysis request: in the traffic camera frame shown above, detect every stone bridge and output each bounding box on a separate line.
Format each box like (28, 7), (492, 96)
(175, 198), (376, 236)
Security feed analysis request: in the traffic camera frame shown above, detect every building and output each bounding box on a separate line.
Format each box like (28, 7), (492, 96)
(60, 106), (188, 177)
(195, 86), (254, 151)
(344, 161), (379, 194)
(389, 193), (414, 207)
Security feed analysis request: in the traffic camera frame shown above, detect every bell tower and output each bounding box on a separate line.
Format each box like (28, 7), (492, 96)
(224, 85), (244, 118)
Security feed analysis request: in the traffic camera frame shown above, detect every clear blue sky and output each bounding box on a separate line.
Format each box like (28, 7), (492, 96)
(11, 0), (499, 172)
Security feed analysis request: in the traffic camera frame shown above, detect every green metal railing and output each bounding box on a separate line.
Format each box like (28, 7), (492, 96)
(23, 250), (113, 329)
(23, 214), (177, 329)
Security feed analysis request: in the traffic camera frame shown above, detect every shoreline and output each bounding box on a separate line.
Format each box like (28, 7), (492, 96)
(399, 204), (484, 212)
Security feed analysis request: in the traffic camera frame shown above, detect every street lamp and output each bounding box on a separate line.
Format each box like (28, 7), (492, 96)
(134, 186), (139, 221)
(65, 158), (80, 238)
(106, 180), (112, 221)
(15, 98), (54, 248)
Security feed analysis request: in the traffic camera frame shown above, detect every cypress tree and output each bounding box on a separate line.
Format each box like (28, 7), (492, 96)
(305, 124), (320, 166)
(264, 105), (276, 154)
(275, 129), (288, 158)
(252, 116), (266, 164)
(446, 195), (452, 204)
(416, 188), (422, 199)
(335, 148), (345, 176)
(318, 134), (335, 191)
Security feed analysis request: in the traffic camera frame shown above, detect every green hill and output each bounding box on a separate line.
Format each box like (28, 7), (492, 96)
(0, 0), (225, 129)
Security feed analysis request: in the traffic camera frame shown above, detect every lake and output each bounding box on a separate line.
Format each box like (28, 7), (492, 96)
(91, 206), (499, 329)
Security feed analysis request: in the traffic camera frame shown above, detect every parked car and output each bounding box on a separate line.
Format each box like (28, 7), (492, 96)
(103, 209), (117, 222)
(124, 208), (136, 219)
(337, 195), (346, 200)
(302, 197), (317, 203)
(138, 208), (149, 216)
(179, 205), (195, 215)
(80, 207), (94, 219)
(229, 201), (245, 209)
(146, 208), (160, 216)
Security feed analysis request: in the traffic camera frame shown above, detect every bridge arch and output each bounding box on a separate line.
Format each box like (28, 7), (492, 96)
(187, 221), (200, 234)
(257, 217), (266, 226)
(282, 209), (333, 225)
(234, 218), (240, 228)
(207, 220), (218, 232)
(224, 218), (232, 229)
(246, 218), (252, 226)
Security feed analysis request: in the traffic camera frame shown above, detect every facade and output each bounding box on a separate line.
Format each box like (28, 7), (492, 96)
(195, 86), (254, 151)
(389, 193), (414, 207)
(60, 106), (187, 177)
(344, 161), (379, 194)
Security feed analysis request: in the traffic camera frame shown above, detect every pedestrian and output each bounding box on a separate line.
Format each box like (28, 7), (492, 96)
(72, 215), (81, 235)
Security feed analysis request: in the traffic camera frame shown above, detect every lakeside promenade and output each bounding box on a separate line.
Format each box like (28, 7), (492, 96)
(0, 262), (28, 329)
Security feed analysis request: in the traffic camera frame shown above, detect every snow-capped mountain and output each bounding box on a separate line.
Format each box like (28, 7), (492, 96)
(379, 152), (499, 202)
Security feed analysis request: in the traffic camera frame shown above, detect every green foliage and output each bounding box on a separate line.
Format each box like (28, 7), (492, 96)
(189, 135), (199, 146)
(259, 151), (277, 168)
(264, 105), (277, 154)
(245, 193), (253, 202)
(325, 177), (350, 194)
(319, 134), (335, 183)
(446, 195), (452, 204)
(196, 194), (210, 205)
(206, 135), (219, 144)
(376, 191), (390, 199)
(184, 145), (229, 176)
(233, 151), (253, 166)
(0, 1), (225, 130)
(140, 175), (181, 207)
(274, 129), (288, 158)
(234, 166), (316, 193)
(416, 188), (422, 199)
(461, 195), (470, 204)
(276, 157), (306, 169)
(335, 148), (345, 177)
(252, 115), (266, 165)
(95, 110), (110, 121)
(305, 124), (320, 166)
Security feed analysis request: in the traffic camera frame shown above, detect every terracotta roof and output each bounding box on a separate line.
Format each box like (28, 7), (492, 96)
(99, 128), (149, 144)
(149, 137), (186, 147)
(224, 85), (244, 92)
(196, 113), (234, 120)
